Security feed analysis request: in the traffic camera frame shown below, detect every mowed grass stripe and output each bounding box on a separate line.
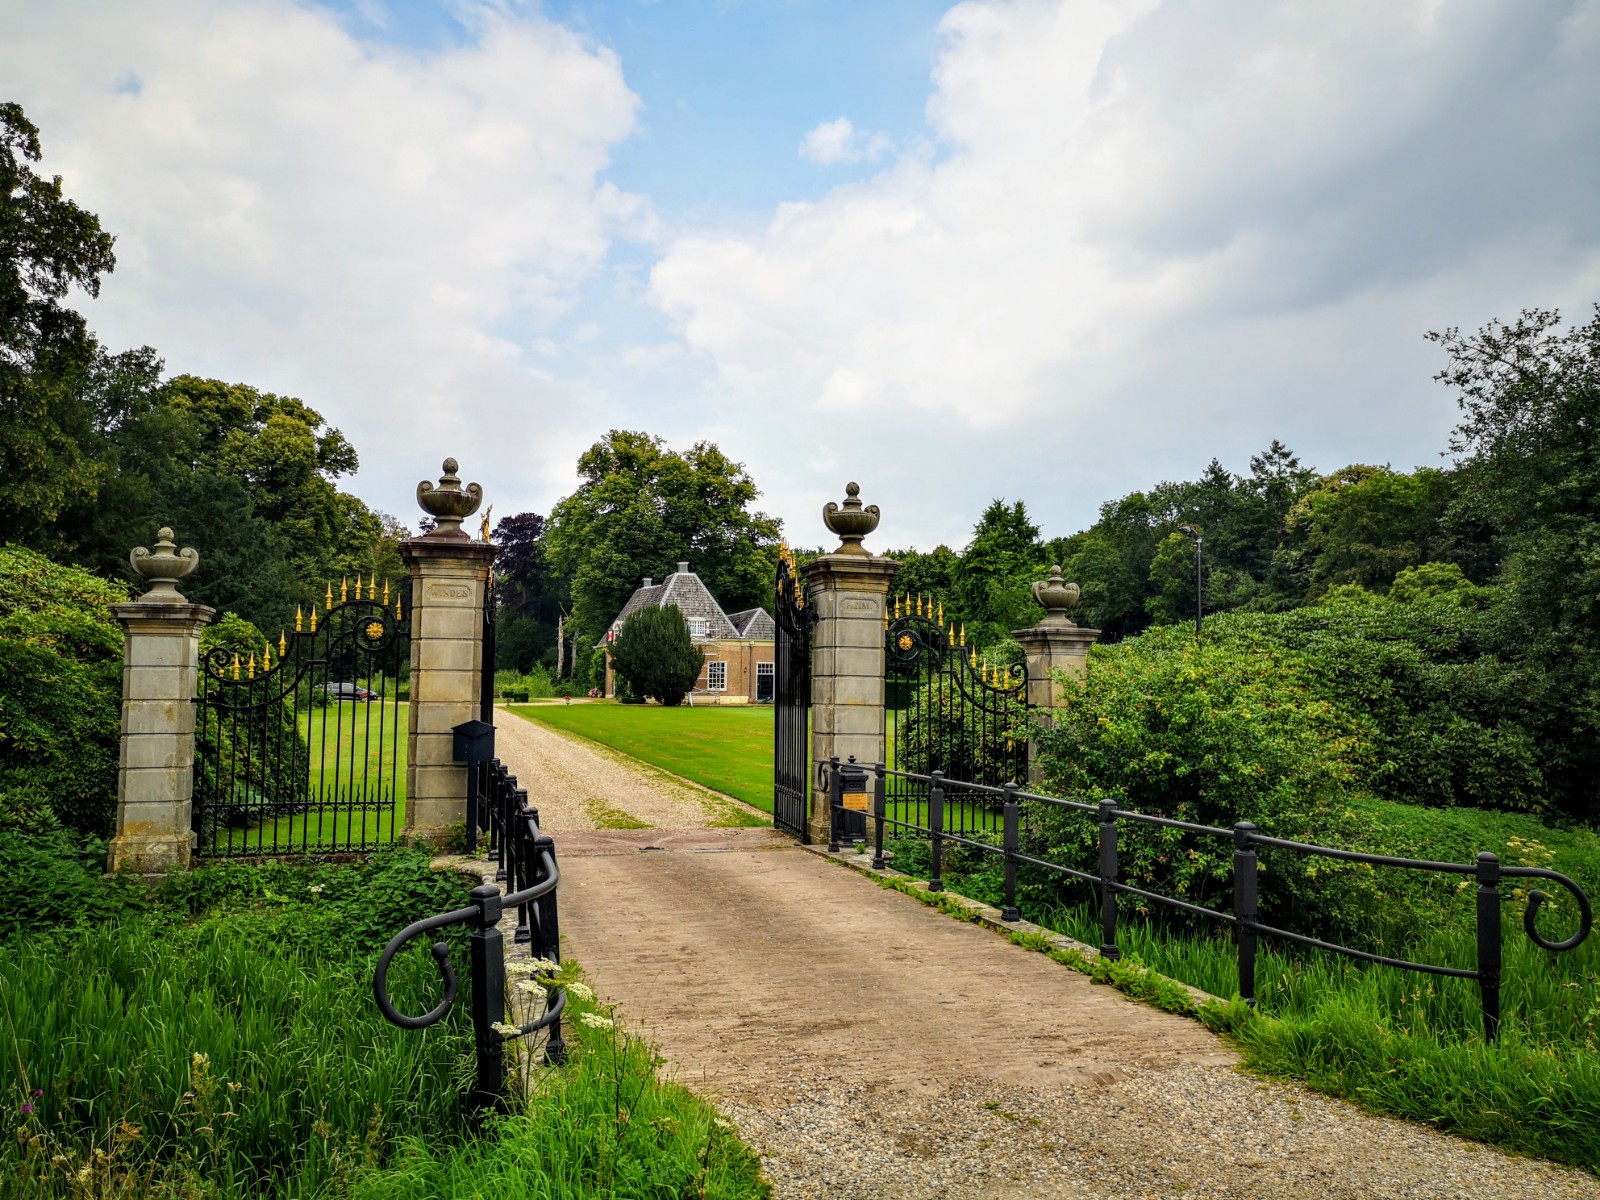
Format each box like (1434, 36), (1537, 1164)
(509, 703), (776, 813)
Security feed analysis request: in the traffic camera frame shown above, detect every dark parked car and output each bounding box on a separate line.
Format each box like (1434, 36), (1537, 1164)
(319, 682), (376, 702)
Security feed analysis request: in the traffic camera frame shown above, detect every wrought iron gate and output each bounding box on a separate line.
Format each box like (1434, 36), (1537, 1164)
(773, 545), (811, 839)
(884, 595), (1030, 839)
(193, 576), (411, 856)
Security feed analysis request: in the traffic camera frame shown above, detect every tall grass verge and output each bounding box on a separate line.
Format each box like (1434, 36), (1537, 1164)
(352, 988), (769, 1199)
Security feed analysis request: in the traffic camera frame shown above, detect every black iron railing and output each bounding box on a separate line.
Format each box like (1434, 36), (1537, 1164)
(373, 757), (565, 1112)
(823, 757), (1594, 1042)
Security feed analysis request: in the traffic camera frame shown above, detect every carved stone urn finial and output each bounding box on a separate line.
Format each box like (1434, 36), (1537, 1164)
(416, 457), (483, 539)
(129, 528), (199, 603)
(1031, 565), (1081, 627)
(822, 482), (881, 556)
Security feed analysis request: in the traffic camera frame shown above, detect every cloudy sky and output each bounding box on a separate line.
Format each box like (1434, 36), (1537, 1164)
(5, 0), (1599, 551)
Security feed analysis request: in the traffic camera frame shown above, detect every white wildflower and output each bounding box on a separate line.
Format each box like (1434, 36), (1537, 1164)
(565, 981), (595, 1003)
(505, 962), (537, 979)
(516, 980), (548, 1000)
(490, 1021), (521, 1037)
(307, 884), (324, 895)
(578, 1013), (613, 1029)
(529, 957), (561, 976)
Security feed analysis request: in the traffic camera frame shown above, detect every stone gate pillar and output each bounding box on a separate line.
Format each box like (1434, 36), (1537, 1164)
(800, 483), (898, 845)
(108, 529), (215, 876)
(1012, 566), (1099, 782)
(402, 458), (497, 842)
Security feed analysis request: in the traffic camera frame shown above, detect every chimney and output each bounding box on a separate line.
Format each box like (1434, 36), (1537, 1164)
(643, 577), (653, 588)
(677, 561), (690, 574)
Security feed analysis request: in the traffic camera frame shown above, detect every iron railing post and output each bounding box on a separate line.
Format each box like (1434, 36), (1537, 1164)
(534, 829), (567, 1065)
(872, 762), (887, 870)
(929, 770), (946, 892)
(1001, 782), (1020, 922)
(1233, 821), (1258, 1007)
(467, 883), (506, 1113)
(827, 755), (842, 853)
(1098, 799), (1119, 960)
(1477, 851), (1502, 1043)
(513, 794), (535, 944)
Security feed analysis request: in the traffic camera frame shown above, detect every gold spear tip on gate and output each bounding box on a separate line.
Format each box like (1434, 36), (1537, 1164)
(295, 606), (303, 633)
(261, 645), (270, 671)
(231, 653), (241, 681)
(395, 595), (403, 621)
(340, 577), (349, 604)
(325, 582), (334, 608)
(310, 605), (319, 633)
(355, 573), (362, 600)
(959, 623), (966, 647)
(383, 578), (391, 605)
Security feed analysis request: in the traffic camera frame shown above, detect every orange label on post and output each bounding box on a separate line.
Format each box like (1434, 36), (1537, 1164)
(842, 791), (869, 812)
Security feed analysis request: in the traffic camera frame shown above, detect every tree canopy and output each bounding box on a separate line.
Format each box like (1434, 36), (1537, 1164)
(546, 430), (781, 665)
(0, 102), (117, 539)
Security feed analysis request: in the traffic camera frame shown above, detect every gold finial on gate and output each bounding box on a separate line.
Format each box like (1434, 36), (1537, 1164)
(279, 631), (287, 656)
(261, 645), (270, 671)
(295, 606), (303, 633)
(948, 624), (956, 647)
(969, 647), (978, 670)
(959, 624), (967, 647)
(247, 652), (256, 680)
(937, 600), (944, 626)
(395, 594), (403, 621)
(340, 577), (349, 604)
(370, 575), (378, 600)
(231, 653), (241, 681)
(480, 505), (493, 544)
(383, 578), (391, 605)
(883, 609), (889, 631)
(310, 605), (319, 633)
(355, 573), (362, 600)
(325, 582), (334, 609)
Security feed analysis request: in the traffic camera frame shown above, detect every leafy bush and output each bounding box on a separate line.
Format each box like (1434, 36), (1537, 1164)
(611, 604), (702, 706)
(0, 545), (129, 834)
(1032, 626), (1376, 934)
(1218, 586), (1553, 813)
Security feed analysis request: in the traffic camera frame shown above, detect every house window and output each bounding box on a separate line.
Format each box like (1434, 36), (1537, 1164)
(707, 661), (727, 690)
(690, 618), (710, 638)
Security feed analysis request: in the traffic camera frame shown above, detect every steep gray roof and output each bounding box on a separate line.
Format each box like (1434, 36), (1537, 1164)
(727, 608), (776, 640)
(600, 564), (755, 645)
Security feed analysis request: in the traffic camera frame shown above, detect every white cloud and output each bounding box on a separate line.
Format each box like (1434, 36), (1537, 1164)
(799, 117), (892, 166)
(652, 0), (1600, 549)
(1, 0), (647, 524)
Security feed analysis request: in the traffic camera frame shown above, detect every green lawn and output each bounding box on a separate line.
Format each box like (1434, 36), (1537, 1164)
(266, 699), (407, 849)
(511, 703), (776, 813)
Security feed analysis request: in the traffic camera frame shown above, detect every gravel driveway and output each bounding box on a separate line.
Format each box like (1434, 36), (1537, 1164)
(499, 707), (1600, 1199)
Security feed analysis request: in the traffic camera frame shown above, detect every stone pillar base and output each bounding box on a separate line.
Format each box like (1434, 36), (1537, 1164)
(108, 830), (196, 877)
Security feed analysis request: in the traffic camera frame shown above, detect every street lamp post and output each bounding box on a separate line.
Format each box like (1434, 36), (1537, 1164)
(1178, 524), (1203, 638)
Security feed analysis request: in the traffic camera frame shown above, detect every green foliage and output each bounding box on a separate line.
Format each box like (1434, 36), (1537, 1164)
(0, 103), (117, 545)
(950, 499), (1049, 647)
(546, 431), (781, 658)
(0, 544), (127, 833)
(1, 849), (476, 1198)
(350, 998), (769, 1200)
(1279, 464), (1459, 599)
(1032, 624), (1369, 926)
(611, 604), (703, 707)
(1388, 560), (1473, 603)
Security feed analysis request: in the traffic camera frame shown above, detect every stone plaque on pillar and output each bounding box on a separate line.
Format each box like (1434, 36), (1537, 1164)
(403, 459), (498, 842)
(801, 482), (898, 845)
